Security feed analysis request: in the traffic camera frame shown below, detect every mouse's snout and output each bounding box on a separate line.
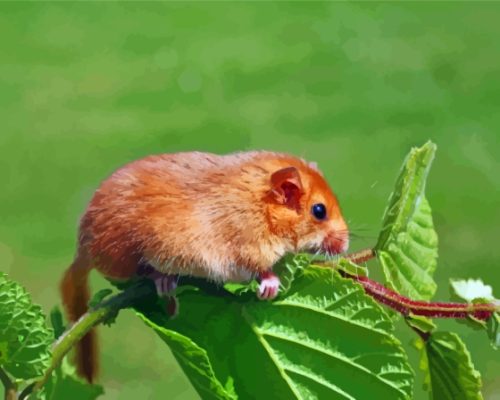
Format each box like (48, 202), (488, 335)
(321, 220), (349, 255)
(322, 232), (349, 255)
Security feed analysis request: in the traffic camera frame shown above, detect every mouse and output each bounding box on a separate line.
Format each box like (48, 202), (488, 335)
(60, 150), (349, 382)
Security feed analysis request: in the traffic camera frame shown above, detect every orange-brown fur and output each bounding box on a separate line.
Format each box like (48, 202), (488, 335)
(60, 249), (97, 381)
(61, 151), (348, 382)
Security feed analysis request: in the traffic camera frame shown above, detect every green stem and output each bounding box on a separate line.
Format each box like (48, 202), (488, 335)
(31, 279), (155, 394)
(0, 367), (16, 400)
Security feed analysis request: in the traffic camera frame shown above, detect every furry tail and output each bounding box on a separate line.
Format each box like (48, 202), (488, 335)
(60, 251), (97, 383)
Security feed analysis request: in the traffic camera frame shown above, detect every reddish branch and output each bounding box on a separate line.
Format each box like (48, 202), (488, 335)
(318, 248), (498, 321)
(344, 273), (496, 320)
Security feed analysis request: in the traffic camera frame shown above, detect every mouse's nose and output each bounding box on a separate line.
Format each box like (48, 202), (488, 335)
(322, 232), (349, 255)
(321, 219), (349, 254)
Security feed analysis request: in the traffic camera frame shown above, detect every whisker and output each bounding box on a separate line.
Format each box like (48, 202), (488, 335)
(339, 226), (372, 232)
(347, 220), (374, 229)
(349, 233), (376, 240)
(310, 248), (322, 262)
(337, 228), (374, 235)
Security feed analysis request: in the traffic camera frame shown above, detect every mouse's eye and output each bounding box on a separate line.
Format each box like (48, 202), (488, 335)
(311, 203), (327, 221)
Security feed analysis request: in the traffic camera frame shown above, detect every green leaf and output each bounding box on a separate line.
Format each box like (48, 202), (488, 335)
(273, 253), (311, 294)
(49, 306), (65, 340)
(418, 332), (483, 400)
(138, 314), (236, 400)
(223, 281), (257, 296)
(224, 253), (309, 297)
(138, 266), (414, 400)
(36, 359), (104, 400)
(486, 313), (499, 349)
(336, 258), (368, 277)
(88, 288), (113, 309)
(406, 315), (436, 334)
(375, 141), (438, 300)
(0, 272), (52, 380)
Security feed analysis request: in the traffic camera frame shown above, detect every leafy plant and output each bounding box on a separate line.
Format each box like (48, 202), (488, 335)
(375, 142), (438, 301)
(0, 273), (52, 381)
(138, 268), (413, 400)
(35, 359), (104, 400)
(416, 331), (482, 400)
(1, 142), (498, 399)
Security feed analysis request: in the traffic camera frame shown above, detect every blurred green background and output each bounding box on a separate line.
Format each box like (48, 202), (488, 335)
(0, 2), (498, 399)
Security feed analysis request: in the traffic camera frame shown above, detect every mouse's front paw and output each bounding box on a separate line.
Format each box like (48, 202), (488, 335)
(257, 271), (280, 300)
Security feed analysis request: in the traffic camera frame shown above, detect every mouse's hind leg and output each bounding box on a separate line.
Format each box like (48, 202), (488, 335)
(137, 263), (178, 295)
(151, 271), (179, 297)
(137, 264), (179, 316)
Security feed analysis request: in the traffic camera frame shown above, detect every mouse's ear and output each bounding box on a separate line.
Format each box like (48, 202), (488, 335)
(268, 166), (304, 211)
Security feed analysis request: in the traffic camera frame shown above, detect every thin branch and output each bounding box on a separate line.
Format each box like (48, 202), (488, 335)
(0, 367), (16, 400)
(316, 247), (499, 320)
(344, 271), (498, 320)
(313, 247), (376, 268)
(344, 248), (376, 265)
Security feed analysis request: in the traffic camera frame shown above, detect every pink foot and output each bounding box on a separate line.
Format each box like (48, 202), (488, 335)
(152, 273), (178, 297)
(149, 272), (179, 317)
(137, 265), (179, 316)
(257, 271), (280, 300)
(137, 265), (178, 297)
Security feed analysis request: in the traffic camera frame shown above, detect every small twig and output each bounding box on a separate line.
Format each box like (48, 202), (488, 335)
(0, 367), (16, 400)
(313, 247), (376, 267)
(344, 248), (376, 265)
(345, 272), (498, 320)
(316, 247), (499, 320)
(313, 247), (376, 268)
